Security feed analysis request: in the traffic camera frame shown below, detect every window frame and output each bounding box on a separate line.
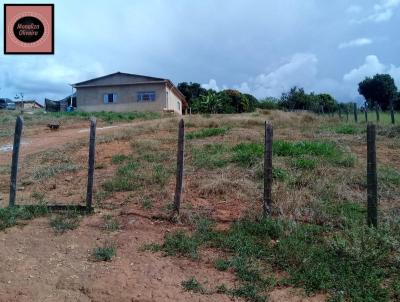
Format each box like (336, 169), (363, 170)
(103, 93), (118, 104)
(137, 91), (156, 102)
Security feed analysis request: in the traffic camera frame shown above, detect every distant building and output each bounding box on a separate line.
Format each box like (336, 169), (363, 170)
(14, 100), (43, 110)
(72, 72), (186, 115)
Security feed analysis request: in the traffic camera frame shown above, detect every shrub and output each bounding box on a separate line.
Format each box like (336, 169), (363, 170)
(0, 204), (48, 230)
(91, 245), (116, 261)
(50, 211), (80, 233)
(181, 277), (205, 293)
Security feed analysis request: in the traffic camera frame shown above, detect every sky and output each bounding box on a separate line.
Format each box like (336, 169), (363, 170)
(1, 0), (400, 104)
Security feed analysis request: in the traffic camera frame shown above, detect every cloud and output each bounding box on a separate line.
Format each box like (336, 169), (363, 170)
(343, 55), (400, 98)
(236, 53), (319, 98)
(343, 55), (386, 82)
(354, 0), (400, 23)
(0, 56), (104, 102)
(201, 79), (220, 91)
(338, 38), (372, 49)
(346, 5), (363, 14)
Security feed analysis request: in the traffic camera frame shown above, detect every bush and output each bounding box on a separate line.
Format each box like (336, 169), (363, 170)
(91, 245), (116, 261)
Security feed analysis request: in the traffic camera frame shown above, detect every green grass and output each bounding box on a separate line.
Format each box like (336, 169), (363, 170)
(0, 204), (48, 230)
(103, 160), (143, 192)
(50, 210), (81, 233)
(152, 164), (170, 187)
(273, 140), (338, 157)
(111, 154), (129, 164)
(102, 214), (120, 232)
(186, 127), (230, 140)
(49, 110), (160, 123)
(149, 214), (400, 302)
(232, 143), (263, 167)
(272, 167), (290, 181)
(181, 277), (205, 293)
(91, 244), (116, 261)
(325, 124), (361, 135)
(192, 144), (231, 169)
(379, 166), (400, 187)
(291, 156), (317, 170)
(231, 140), (356, 168)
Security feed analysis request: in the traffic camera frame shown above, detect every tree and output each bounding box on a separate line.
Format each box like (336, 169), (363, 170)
(223, 89), (250, 113)
(177, 82), (207, 109)
(192, 91), (222, 114)
(358, 74), (398, 110)
(243, 93), (259, 112)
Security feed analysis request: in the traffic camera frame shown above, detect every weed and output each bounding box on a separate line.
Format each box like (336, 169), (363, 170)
(186, 127), (230, 140)
(140, 197), (153, 210)
(102, 215), (120, 232)
(103, 160), (143, 192)
(50, 211), (80, 233)
(216, 284), (229, 294)
(111, 154), (129, 164)
(32, 163), (79, 181)
(327, 124), (360, 135)
(31, 191), (45, 201)
(0, 204), (48, 230)
(91, 244), (116, 261)
(192, 144), (230, 169)
(214, 258), (230, 271)
(291, 156), (317, 170)
(95, 190), (111, 203)
(181, 277), (205, 293)
(272, 167), (289, 181)
(152, 216), (399, 302)
(232, 143), (263, 167)
(162, 231), (200, 259)
(152, 164), (169, 187)
(379, 166), (400, 187)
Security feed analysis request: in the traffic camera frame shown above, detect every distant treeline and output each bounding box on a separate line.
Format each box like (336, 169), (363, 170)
(178, 73), (400, 114)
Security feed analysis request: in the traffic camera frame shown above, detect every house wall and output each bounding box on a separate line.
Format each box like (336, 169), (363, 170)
(166, 86), (182, 114)
(76, 83), (169, 113)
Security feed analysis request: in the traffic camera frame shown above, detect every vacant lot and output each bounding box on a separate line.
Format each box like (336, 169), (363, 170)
(0, 110), (399, 302)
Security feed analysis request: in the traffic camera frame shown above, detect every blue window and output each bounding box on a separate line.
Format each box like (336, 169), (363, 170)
(103, 93), (118, 104)
(137, 91), (156, 102)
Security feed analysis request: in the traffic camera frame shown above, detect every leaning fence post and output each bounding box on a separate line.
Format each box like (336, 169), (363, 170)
(367, 123), (378, 227)
(173, 119), (185, 215)
(353, 103), (358, 123)
(375, 104), (380, 122)
(390, 100), (395, 124)
(263, 122), (273, 216)
(86, 118), (97, 211)
(9, 116), (23, 207)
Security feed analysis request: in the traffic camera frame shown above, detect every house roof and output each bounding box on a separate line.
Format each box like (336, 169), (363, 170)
(72, 72), (187, 106)
(13, 100), (43, 107)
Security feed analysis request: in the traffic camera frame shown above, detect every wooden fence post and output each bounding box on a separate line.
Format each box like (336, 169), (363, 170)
(353, 103), (358, 123)
(367, 123), (378, 227)
(263, 122), (273, 216)
(346, 108), (349, 122)
(86, 118), (96, 211)
(375, 104), (380, 122)
(173, 119), (185, 215)
(390, 100), (395, 124)
(338, 107), (342, 119)
(364, 109), (368, 123)
(9, 116), (23, 207)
